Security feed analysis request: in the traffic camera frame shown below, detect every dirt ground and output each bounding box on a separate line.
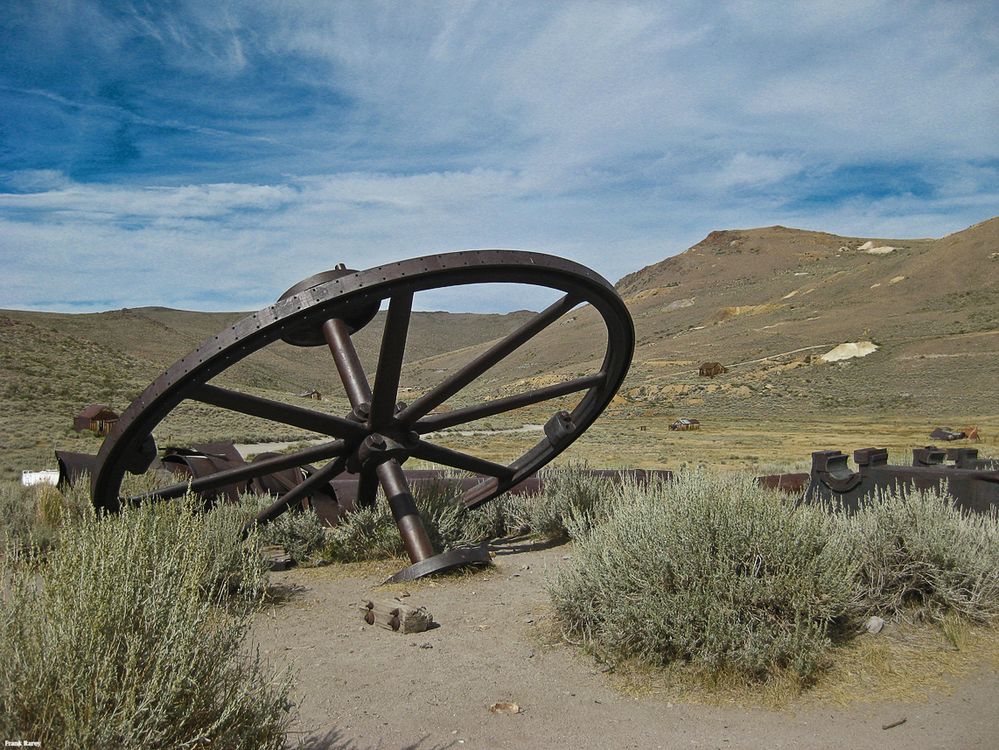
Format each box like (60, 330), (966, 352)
(252, 543), (999, 750)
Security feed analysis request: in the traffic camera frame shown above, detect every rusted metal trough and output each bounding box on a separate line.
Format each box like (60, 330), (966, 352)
(804, 446), (998, 514)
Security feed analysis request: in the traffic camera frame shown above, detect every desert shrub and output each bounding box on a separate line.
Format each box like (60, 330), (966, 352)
(321, 477), (501, 563)
(323, 498), (406, 562)
(0, 481), (41, 545)
(0, 499), (291, 749)
(461, 494), (519, 542)
(548, 469), (860, 682)
(409, 477), (470, 551)
(842, 485), (999, 622)
(256, 500), (331, 566)
(0, 480), (93, 550)
(315, 467), (623, 562)
(506, 465), (617, 541)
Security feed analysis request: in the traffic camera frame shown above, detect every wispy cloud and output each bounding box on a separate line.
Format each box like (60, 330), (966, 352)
(1, 1), (997, 312)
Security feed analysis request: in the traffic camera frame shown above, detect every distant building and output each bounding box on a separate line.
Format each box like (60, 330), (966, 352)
(297, 389), (322, 400)
(698, 362), (728, 378)
(669, 418), (701, 431)
(73, 404), (119, 436)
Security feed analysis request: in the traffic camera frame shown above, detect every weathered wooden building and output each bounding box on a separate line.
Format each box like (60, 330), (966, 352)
(669, 418), (701, 431)
(698, 361), (728, 378)
(73, 404), (119, 436)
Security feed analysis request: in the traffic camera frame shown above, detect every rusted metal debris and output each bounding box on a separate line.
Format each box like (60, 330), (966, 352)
(930, 427), (967, 441)
(60, 440), (676, 526)
(804, 446), (998, 514)
(755, 472), (809, 494)
(946, 447), (998, 471)
(56, 450), (100, 487)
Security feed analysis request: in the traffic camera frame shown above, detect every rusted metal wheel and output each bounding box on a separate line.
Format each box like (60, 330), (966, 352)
(91, 250), (633, 572)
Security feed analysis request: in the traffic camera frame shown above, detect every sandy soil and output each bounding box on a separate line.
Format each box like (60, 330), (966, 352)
(252, 544), (999, 750)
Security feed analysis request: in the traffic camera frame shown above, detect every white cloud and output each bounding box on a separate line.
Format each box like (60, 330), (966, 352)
(2, 1), (997, 313)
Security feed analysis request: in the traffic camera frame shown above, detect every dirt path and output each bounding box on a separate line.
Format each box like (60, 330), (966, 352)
(252, 546), (999, 750)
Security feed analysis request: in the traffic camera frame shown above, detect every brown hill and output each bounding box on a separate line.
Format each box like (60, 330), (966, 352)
(614, 217), (999, 413)
(403, 218), (998, 417)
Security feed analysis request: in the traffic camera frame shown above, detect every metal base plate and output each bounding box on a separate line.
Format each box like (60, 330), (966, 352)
(385, 544), (492, 583)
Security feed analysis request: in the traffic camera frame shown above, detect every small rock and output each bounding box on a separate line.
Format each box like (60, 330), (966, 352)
(489, 702), (521, 715)
(261, 545), (294, 571)
(865, 616), (886, 635)
(420, 642), (433, 649)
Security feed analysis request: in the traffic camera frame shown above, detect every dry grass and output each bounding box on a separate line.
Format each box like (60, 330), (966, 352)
(606, 621), (999, 710)
(529, 597), (999, 711)
(805, 619), (999, 706)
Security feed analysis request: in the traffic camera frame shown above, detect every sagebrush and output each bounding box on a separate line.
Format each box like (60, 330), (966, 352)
(547, 469), (999, 685)
(0, 499), (292, 750)
(550, 470), (861, 682)
(844, 485), (999, 622)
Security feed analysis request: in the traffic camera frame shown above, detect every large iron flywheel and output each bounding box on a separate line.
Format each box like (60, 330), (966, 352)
(92, 250), (634, 578)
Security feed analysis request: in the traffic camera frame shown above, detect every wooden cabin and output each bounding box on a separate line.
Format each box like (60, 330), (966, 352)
(73, 404), (119, 436)
(669, 418), (701, 431)
(698, 362), (728, 378)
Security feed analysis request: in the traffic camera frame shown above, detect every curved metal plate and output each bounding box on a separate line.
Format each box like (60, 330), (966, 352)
(384, 544), (492, 583)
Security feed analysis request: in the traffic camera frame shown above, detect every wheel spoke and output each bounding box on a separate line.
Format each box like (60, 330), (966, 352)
(409, 439), (515, 479)
(395, 293), (580, 424)
(461, 478), (501, 510)
(189, 384), (367, 440)
(323, 318), (374, 410)
(355, 467), (380, 508)
(414, 372), (605, 434)
(376, 459), (436, 562)
(369, 292), (413, 428)
(244, 454), (349, 532)
(130, 440), (347, 503)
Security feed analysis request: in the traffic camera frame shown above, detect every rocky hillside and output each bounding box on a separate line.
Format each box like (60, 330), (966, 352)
(612, 217), (999, 413)
(402, 217), (998, 417)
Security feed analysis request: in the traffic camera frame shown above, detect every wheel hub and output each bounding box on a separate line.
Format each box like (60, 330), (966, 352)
(348, 431), (417, 474)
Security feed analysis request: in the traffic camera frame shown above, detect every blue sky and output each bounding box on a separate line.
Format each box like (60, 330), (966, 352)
(1, 1), (997, 313)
